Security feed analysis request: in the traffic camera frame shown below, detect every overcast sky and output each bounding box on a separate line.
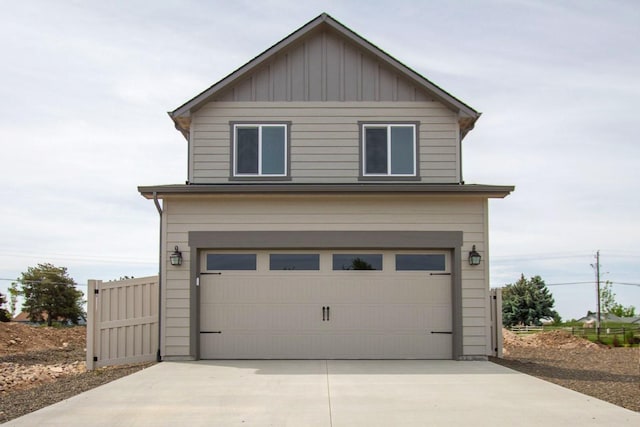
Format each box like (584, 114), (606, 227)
(1, 0), (638, 321)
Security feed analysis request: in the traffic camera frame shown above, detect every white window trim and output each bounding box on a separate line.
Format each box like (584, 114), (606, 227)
(233, 123), (288, 177)
(362, 124), (417, 176)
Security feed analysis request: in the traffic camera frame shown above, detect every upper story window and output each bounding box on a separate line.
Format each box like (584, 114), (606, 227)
(360, 123), (418, 177)
(232, 123), (289, 177)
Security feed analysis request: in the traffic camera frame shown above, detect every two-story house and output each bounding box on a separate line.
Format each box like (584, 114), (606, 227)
(139, 13), (513, 361)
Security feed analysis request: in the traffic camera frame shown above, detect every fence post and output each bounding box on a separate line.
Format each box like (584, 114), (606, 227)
(490, 288), (503, 358)
(86, 280), (96, 371)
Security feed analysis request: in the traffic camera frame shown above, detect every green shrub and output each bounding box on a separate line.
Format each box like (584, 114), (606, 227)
(624, 331), (639, 345)
(612, 335), (621, 347)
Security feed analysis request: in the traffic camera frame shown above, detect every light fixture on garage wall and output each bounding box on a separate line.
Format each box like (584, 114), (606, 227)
(170, 246), (183, 266)
(468, 245), (481, 266)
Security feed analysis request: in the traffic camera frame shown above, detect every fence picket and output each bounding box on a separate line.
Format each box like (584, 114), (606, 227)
(86, 276), (159, 370)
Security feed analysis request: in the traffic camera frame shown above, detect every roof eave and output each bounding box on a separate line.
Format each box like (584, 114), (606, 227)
(139, 183), (514, 199)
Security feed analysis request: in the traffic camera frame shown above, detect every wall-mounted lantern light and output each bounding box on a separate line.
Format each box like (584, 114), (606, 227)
(468, 245), (481, 266)
(170, 246), (183, 266)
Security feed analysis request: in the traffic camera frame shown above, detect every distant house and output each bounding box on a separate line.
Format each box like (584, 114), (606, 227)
(139, 13), (513, 361)
(12, 311), (31, 323)
(12, 311), (86, 326)
(577, 313), (639, 324)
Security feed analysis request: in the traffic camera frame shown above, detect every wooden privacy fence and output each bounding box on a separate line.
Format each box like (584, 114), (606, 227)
(86, 276), (159, 370)
(490, 288), (503, 358)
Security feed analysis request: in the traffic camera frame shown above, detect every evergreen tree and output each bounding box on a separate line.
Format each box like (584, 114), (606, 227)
(14, 263), (85, 326)
(502, 274), (559, 327)
(0, 292), (10, 322)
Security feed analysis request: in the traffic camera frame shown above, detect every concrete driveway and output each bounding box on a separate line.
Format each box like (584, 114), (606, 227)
(5, 360), (639, 426)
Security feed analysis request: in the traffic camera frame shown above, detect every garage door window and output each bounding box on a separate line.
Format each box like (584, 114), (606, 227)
(270, 254), (320, 270)
(206, 254), (257, 270)
(333, 254), (383, 270)
(395, 254), (446, 271)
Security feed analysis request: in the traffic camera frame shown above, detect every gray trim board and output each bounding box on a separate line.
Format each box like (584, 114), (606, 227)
(189, 230), (462, 249)
(452, 246), (463, 359)
(139, 183), (514, 198)
(188, 230), (464, 360)
(190, 249), (199, 360)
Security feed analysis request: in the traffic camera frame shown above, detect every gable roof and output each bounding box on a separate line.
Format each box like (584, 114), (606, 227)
(170, 13), (480, 139)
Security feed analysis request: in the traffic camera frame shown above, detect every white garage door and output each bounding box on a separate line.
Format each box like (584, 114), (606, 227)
(199, 250), (452, 359)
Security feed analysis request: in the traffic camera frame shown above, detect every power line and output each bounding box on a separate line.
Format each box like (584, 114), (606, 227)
(0, 251), (155, 265)
(0, 278), (87, 287)
(545, 281), (593, 286)
(495, 281), (640, 287)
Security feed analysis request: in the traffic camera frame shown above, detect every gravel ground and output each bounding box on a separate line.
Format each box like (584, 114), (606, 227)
(492, 330), (640, 412)
(1, 326), (638, 422)
(0, 346), (153, 423)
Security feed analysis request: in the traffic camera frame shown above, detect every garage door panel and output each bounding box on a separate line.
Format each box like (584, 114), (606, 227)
(329, 334), (430, 359)
(429, 306), (452, 332)
(427, 277), (452, 304)
(427, 334), (453, 358)
(203, 303), (324, 332)
(200, 250), (452, 359)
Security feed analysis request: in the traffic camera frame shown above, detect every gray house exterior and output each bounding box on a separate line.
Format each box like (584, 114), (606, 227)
(139, 13), (513, 361)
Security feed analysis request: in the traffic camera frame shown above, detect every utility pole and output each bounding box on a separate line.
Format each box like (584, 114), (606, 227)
(595, 251), (601, 341)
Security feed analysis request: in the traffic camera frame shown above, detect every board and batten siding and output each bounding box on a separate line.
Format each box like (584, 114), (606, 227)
(211, 28), (437, 103)
(160, 194), (491, 359)
(190, 102), (460, 184)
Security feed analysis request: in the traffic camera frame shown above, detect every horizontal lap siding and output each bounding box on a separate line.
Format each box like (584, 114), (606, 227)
(161, 194), (489, 358)
(190, 102), (458, 184)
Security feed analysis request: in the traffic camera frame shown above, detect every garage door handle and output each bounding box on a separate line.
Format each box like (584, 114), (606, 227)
(431, 331), (452, 334)
(322, 306), (331, 321)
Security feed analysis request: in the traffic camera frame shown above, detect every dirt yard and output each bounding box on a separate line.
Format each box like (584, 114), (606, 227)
(1, 323), (638, 422)
(492, 328), (640, 412)
(0, 322), (152, 423)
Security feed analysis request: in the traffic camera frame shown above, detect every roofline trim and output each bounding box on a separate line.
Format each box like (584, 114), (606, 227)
(138, 183), (514, 199)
